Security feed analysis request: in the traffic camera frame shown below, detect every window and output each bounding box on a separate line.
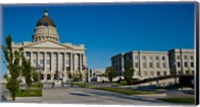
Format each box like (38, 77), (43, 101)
(149, 62), (153, 68)
(177, 62), (181, 67)
(156, 63), (160, 68)
(163, 63), (166, 68)
(162, 56), (165, 60)
(184, 55), (188, 60)
(40, 74), (44, 80)
(184, 62), (188, 67)
(26, 52), (30, 57)
(192, 70), (194, 74)
(190, 56), (194, 60)
(40, 59), (43, 64)
(142, 56), (146, 60)
(191, 62), (194, 67)
(186, 70), (189, 74)
(33, 53), (37, 57)
(47, 74), (51, 80)
(47, 53), (50, 57)
(33, 59), (37, 65)
(47, 59), (50, 64)
(39, 37), (41, 41)
(156, 56), (159, 60)
(157, 71), (160, 76)
(143, 62), (147, 68)
(177, 55), (180, 59)
(135, 62), (138, 68)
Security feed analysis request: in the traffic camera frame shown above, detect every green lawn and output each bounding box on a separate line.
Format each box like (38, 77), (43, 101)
(156, 84), (192, 90)
(94, 87), (156, 95)
(16, 89), (42, 97)
(31, 83), (43, 88)
(158, 97), (195, 104)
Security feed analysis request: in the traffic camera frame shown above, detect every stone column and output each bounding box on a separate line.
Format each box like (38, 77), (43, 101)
(57, 52), (59, 72)
(51, 52), (53, 72)
(44, 52), (46, 72)
(79, 54), (82, 72)
(63, 53), (66, 72)
(37, 52), (39, 66)
(30, 51), (33, 66)
(43, 52), (46, 82)
(70, 53), (73, 73)
(73, 53), (76, 73)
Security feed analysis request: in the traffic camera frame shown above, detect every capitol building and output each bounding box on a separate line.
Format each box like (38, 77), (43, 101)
(11, 10), (87, 83)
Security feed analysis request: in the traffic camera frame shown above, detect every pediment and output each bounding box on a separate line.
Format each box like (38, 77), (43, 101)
(24, 40), (73, 49)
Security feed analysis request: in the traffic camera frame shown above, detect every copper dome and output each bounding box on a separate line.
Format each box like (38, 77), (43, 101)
(36, 10), (56, 27)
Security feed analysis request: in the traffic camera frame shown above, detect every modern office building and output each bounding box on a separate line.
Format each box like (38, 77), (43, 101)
(111, 49), (195, 80)
(10, 10), (87, 83)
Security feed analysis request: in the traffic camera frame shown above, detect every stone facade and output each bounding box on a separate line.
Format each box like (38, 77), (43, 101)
(111, 49), (195, 80)
(168, 48), (195, 75)
(10, 10), (87, 83)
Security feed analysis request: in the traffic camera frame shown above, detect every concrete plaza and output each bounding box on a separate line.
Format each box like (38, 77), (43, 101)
(1, 83), (194, 106)
(41, 84), (179, 105)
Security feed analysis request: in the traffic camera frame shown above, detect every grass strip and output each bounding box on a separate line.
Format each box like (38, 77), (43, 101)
(158, 97), (195, 104)
(16, 89), (42, 97)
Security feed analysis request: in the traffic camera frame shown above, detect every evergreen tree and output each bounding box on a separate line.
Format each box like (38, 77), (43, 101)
(105, 66), (115, 82)
(123, 61), (134, 85)
(2, 35), (21, 101)
(21, 56), (33, 93)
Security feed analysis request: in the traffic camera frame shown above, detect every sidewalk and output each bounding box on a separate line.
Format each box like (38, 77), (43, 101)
(6, 97), (42, 103)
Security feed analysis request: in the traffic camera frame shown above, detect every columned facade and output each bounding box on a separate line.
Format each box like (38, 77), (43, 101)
(11, 9), (87, 83)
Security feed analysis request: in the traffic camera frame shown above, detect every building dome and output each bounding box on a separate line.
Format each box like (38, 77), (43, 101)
(36, 10), (56, 27)
(32, 9), (60, 43)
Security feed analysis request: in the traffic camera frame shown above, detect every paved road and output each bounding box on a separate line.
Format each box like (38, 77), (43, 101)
(42, 84), (181, 105)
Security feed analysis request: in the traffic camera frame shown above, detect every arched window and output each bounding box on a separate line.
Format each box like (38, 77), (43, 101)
(35, 37), (38, 42)
(39, 37), (41, 41)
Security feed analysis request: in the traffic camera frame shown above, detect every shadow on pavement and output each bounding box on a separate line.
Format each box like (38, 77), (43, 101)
(70, 92), (90, 97)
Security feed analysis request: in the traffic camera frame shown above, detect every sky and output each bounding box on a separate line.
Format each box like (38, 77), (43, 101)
(1, 2), (195, 76)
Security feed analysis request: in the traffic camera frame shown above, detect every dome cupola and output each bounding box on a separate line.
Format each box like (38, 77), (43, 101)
(36, 9), (56, 27)
(32, 9), (60, 43)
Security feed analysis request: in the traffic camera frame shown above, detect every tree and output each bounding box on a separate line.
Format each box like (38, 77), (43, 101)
(55, 70), (59, 80)
(3, 74), (8, 80)
(2, 35), (22, 101)
(32, 70), (39, 83)
(123, 61), (134, 85)
(68, 72), (73, 87)
(105, 66), (115, 82)
(21, 56), (33, 93)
